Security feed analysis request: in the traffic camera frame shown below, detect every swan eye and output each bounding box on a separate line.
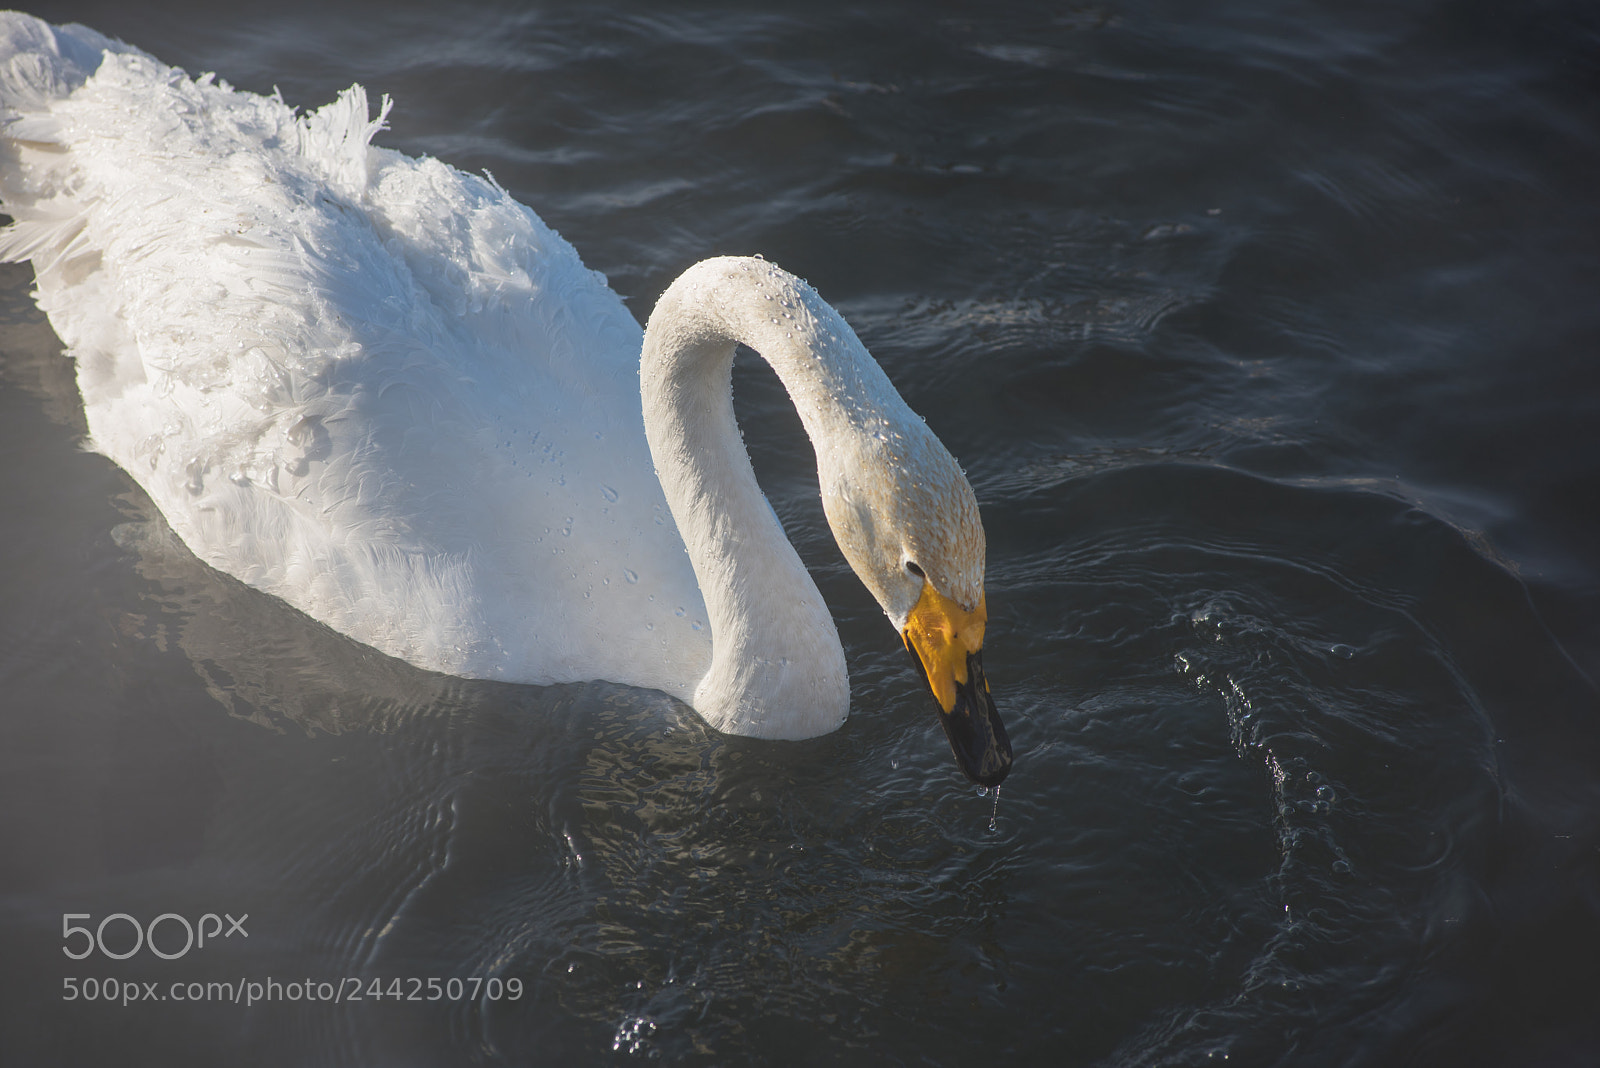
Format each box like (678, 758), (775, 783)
(904, 561), (925, 579)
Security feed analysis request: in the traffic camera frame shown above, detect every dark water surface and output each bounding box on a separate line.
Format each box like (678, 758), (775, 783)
(3, 1), (1599, 1064)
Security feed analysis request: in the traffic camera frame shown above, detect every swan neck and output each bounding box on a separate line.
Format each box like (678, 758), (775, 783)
(640, 257), (877, 738)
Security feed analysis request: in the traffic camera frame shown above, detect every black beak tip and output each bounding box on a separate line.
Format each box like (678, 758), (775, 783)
(939, 652), (1012, 788)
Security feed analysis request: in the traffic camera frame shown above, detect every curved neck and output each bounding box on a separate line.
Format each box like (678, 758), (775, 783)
(640, 257), (889, 738)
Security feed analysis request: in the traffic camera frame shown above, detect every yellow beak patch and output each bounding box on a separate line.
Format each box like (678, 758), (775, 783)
(900, 585), (987, 714)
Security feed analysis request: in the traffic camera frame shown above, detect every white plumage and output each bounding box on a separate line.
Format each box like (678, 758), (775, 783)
(1, 14), (708, 693)
(0, 12), (1003, 766)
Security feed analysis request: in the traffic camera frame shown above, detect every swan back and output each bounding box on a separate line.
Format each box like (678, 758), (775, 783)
(0, 14), (712, 696)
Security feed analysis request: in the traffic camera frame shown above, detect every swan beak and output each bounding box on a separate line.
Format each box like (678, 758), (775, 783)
(901, 586), (1013, 787)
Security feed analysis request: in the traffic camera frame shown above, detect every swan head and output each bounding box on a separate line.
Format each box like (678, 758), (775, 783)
(816, 410), (1013, 787)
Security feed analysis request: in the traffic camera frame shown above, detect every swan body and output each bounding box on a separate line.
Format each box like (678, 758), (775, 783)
(0, 13), (1011, 781)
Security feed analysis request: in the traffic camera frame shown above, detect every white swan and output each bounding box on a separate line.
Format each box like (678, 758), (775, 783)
(0, 13), (1010, 783)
